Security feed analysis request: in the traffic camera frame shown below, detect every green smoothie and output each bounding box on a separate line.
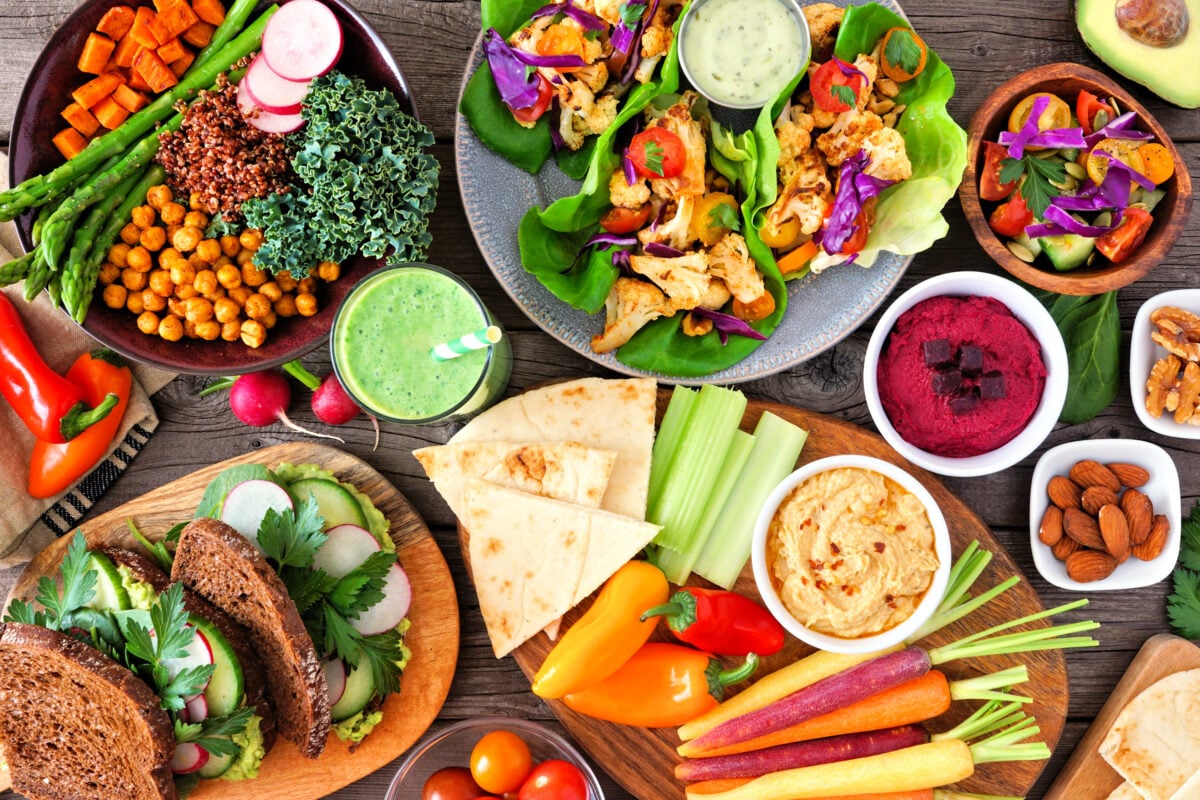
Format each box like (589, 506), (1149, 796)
(331, 264), (512, 424)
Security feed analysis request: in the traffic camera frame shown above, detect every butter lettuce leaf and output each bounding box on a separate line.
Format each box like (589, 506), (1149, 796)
(517, 208), (619, 314)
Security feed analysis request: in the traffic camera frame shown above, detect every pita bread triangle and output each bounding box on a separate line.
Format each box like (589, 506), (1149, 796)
(463, 478), (661, 658)
(1100, 668), (1200, 800)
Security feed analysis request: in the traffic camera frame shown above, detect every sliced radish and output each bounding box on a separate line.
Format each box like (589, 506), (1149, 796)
(349, 563), (412, 635)
(242, 53), (309, 114)
(156, 623), (215, 692)
(237, 83), (306, 134)
(261, 0), (343, 82)
(220, 478), (294, 548)
(184, 693), (209, 723)
(323, 658), (347, 707)
(312, 524), (381, 579)
(171, 743), (210, 775)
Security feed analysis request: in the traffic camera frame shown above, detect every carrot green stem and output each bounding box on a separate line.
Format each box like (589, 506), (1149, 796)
(934, 700), (1027, 743)
(949, 666), (1031, 705)
(969, 716), (1051, 764)
(934, 790), (1025, 800)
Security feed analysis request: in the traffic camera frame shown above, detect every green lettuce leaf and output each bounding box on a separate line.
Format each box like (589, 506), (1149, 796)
(482, 0), (545, 38)
(518, 208), (619, 313)
(459, 62), (552, 175)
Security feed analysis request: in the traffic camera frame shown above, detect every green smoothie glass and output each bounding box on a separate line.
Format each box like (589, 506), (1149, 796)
(330, 263), (512, 424)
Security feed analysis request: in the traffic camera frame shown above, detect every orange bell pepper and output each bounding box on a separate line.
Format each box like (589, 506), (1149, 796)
(28, 349), (131, 499)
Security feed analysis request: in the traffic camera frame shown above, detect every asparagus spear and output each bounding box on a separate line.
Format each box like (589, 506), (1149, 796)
(0, 251), (36, 287)
(191, 0), (261, 72)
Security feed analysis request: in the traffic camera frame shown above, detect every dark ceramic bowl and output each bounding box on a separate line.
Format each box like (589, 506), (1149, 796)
(959, 63), (1191, 297)
(9, 0), (415, 375)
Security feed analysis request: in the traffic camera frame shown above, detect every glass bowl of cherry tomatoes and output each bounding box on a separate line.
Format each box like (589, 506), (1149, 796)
(387, 717), (606, 800)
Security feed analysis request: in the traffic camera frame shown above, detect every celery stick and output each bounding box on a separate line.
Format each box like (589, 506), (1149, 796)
(654, 430), (755, 585)
(648, 385), (747, 552)
(647, 386), (697, 511)
(694, 411), (808, 589)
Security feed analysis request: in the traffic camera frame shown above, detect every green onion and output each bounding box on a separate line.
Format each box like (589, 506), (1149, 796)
(646, 385), (696, 510)
(693, 411), (808, 589)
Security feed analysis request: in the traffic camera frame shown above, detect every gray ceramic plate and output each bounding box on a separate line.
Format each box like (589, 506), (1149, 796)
(454, 0), (911, 386)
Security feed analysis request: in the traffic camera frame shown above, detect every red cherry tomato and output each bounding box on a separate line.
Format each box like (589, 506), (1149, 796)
(518, 760), (589, 800)
(988, 192), (1033, 239)
(810, 59), (865, 113)
(979, 141), (1017, 202)
(470, 731), (533, 795)
(627, 128), (686, 179)
(422, 767), (489, 800)
(599, 205), (653, 234)
(1096, 206), (1153, 263)
(511, 75), (554, 125)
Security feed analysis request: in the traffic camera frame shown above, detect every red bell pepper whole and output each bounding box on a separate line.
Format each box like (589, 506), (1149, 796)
(641, 588), (785, 657)
(561, 643), (759, 728)
(28, 349), (132, 499)
(0, 293), (118, 442)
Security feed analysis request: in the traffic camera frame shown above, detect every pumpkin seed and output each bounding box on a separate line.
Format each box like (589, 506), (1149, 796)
(1094, 211), (1113, 227)
(1065, 161), (1088, 180)
(1006, 240), (1037, 263)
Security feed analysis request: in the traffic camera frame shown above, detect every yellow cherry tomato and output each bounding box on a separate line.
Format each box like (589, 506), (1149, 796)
(689, 192), (740, 247)
(1007, 92), (1072, 136)
(758, 216), (803, 249)
(469, 730), (532, 795)
(1086, 137), (1146, 186)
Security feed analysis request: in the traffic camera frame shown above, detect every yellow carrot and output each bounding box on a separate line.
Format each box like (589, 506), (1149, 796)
(683, 740), (974, 800)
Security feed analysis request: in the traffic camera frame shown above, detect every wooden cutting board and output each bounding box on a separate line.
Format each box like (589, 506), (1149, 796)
(1044, 634), (1200, 799)
(2, 442), (460, 800)
(461, 395), (1069, 800)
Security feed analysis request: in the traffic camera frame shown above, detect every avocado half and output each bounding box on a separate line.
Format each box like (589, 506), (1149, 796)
(1077, 0), (1200, 108)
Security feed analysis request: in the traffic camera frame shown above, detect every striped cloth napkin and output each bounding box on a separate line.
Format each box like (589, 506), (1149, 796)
(0, 154), (176, 567)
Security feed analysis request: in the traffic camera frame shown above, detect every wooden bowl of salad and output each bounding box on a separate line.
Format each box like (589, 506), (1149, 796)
(960, 62), (1191, 296)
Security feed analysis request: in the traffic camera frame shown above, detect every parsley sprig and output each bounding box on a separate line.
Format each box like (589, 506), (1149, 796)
(175, 707), (255, 757)
(1168, 501), (1200, 638)
(641, 140), (665, 177)
(831, 84), (857, 108)
(618, 1), (645, 27)
(999, 154), (1065, 219)
(124, 583), (214, 711)
(707, 202), (742, 233)
(5, 532), (96, 631)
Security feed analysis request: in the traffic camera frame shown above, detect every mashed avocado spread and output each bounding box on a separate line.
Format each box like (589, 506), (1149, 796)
(117, 565), (158, 610)
(225, 714), (266, 780)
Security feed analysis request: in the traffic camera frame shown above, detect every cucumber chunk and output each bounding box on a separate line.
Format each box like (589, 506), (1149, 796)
(330, 657), (376, 721)
(85, 552), (131, 611)
(289, 478), (368, 530)
(196, 740), (235, 779)
(191, 615), (244, 716)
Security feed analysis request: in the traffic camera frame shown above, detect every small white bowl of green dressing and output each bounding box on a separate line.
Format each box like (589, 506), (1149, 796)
(678, 0), (811, 110)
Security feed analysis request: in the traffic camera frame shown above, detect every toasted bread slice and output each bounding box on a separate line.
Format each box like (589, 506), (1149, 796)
(171, 517), (330, 757)
(0, 622), (177, 800)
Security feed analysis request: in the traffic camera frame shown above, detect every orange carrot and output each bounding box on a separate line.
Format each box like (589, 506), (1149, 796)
(61, 102), (100, 137)
(776, 239), (819, 275)
(111, 83), (148, 113)
(133, 48), (178, 93)
(687, 779), (752, 795)
(168, 51), (195, 77)
(112, 32), (140, 68)
(190, 0), (225, 25)
(52, 128), (88, 160)
(129, 6), (162, 48)
(71, 72), (125, 109)
(681, 672), (951, 758)
(95, 5), (136, 39)
(77, 32), (116, 75)
(156, 36), (187, 64)
(181, 19), (215, 47)
(155, 0), (200, 38)
(92, 95), (131, 129)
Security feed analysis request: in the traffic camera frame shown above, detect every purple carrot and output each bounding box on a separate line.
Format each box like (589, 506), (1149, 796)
(675, 724), (929, 781)
(687, 646), (932, 752)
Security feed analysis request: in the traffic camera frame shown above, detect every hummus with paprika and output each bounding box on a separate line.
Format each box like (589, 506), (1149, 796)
(876, 295), (1047, 458)
(766, 467), (939, 639)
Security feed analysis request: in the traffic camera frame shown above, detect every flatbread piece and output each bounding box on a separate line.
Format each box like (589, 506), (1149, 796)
(1101, 668), (1200, 800)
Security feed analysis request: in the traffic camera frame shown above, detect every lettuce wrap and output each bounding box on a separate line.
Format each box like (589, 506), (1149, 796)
(459, 0), (686, 184)
(752, 3), (967, 277)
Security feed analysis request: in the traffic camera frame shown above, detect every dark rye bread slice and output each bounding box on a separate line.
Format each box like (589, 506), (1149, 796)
(99, 546), (278, 751)
(171, 517), (330, 758)
(0, 622), (176, 800)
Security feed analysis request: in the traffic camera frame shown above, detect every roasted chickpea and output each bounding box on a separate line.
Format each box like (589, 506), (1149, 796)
(204, 286), (227, 302)
(137, 311), (160, 335)
(172, 226), (203, 253)
(130, 205), (156, 229)
(184, 296), (214, 324)
(274, 295), (297, 317)
(295, 292), (318, 317)
(228, 286), (253, 306)
(188, 191), (205, 212)
(125, 291), (144, 315)
(159, 201), (186, 226)
(240, 319), (267, 348)
(297, 277), (317, 295)
(169, 261), (197, 287)
(120, 223), (141, 246)
(141, 289), (167, 312)
(108, 242), (132, 268)
(158, 247), (184, 267)
(258, 281), (282, 303)
(195, 319), (221, 341)
(145, 185), (173, 210)
(121, 268), (148, 292)
(159, 314), (184, 342)
(261, 311), (278, 329)
(193, 269), (218, 296)
(241, 263), (268, 287)
(166, 223), (182, 242)
(244, 293), (271, 320)
(188, 253), (209, 272)
(167, 296), (186, 318)
(213, 297), (240, 324)
(184, 211), (209, 230)
(213, 254), (235, 268)
(102, 284), (127, 309)
(148, 270), (175, 297)
(215, 263), (242, 290)
(316, 261), (340, 282)
(182, 319), (198, 339)
(98, 262), (121, 287)
(175, 283), (199, 301)
(139, 226), (167, 252)
(235, 249), (256, 266)
(275, 271), (298, 292)
(194, 239), (221, 264)
(125, 246), (153, 273)
(220, 235), (241, 257)
(221, 319), (241, 341)
(239, 229), (263, 251)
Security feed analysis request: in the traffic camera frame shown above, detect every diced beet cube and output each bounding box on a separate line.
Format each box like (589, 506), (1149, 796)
(923, 338), (953, 367)
(958, 345), (984, 375)
(980, 371), (1007, 400)
(948, 390), (979, 415)
(931, 368), (962, 396)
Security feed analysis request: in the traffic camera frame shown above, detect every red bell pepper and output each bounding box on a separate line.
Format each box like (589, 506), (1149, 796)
(1076, 90), (1113, 137)
(988, 193), (1034, 239)
(0, 293), (117, 442)
(641, 587), (785, 657)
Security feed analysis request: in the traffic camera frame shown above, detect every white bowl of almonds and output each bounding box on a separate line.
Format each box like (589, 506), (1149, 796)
(1030, 439), (1180, 591)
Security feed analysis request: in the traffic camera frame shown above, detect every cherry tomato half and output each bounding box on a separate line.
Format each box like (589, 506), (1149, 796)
(422, 767), (488, 800)
(518, 760), (589, 800)
(988, 192), (1033, 239)
(470, 731), (533, 795)
(627, 127), (686, 180)
(810, 59), (865, 113)
(1076, 89), (1113, 137)
(599, 205), (653, 234)
(1096, 206), (1153, 263)
(979, 141), (1017, 202)
(510, 75), (554, 125)
(1007, 92), (1071, 136)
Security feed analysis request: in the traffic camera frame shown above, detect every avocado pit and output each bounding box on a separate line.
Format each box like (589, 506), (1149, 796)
(1116, 0), (1189, 47)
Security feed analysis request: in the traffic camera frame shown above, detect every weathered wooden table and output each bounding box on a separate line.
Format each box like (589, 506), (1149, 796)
(0, 0), (1197, 798)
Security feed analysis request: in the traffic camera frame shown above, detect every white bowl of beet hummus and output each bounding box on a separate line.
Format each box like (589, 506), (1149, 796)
(752, 455), (952, 654)
(864, 272), (1068, 478)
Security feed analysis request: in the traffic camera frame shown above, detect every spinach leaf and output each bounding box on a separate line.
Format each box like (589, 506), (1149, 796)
(517, 208), (618, 313)
(1034, 289), (1121, 424)
(459, 61), (552, 175)
(194, 464), (279, 519)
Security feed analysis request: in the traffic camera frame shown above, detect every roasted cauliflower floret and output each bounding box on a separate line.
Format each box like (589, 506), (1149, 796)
(767, 149), (833, 235)
(557, 83), (618, 150)
(641, 3), (678, 59)
(585, 92), (619, 134)
(591, 0), (625, 25)
(640, 195), (696, 250)
(803, 3), (844, 60)
(609, 170), (651, 209)
(851, 54), (879, 102)
(776, 109), (816, 185)
(630, 251), (712, 310)
(696, 278), (732, 311)
(707, 233), (766, 304)
(861, 126), (912, 182)
(591, 277), (675, 353)
(817, 109), (885, 167)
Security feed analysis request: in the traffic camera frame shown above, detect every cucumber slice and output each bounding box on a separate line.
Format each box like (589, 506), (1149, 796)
(190, 615), (244, 716)
(196, 740), (235, 779)
(330, 657), (376, 721)
(85, 552), (131, 611)
(290, 478), (367, 530)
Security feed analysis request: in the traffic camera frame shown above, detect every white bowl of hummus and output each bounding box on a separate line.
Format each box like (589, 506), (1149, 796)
(752, 455), (952, 654)
(863, 271), (1068, 478)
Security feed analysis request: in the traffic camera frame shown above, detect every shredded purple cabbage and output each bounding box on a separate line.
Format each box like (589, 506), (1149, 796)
(648, 201), (667, 232)
(619, 0), (658, 84)
(1084, 112), (1154, 149)
(831, 57), (868, 83)
(483, 28), (543, 109)
(690, 307), (768, 345)
(586, 231), (638, 248)
(818, 151), (893, 255)
(644, 242), (685, 258)
(622, 148), (638, 186)
(612, 0), (646, 52)
(549, 97), (566, 150)
(612, 248), (633, 274)
(530, 0), (607, 30)
(510, 49), (589, 69)
(1096, 149), (1156, 191)
(1025, 204), (1120, 238)
(997, 95), (1048, 159)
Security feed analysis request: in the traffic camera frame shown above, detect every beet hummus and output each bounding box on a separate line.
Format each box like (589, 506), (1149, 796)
(877, 295), (1047, 458)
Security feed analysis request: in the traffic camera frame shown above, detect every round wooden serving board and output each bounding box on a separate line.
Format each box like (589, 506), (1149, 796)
(4, 442), (460, 800)
(462, 395), (1068, 799)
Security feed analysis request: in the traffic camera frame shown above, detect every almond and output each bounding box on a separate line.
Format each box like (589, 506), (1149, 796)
(1052, 535), (1082, 560)
(1108, 462), (1150, 488)
(1069, 460), (1122, 492)
(1065, 549), (1119, 582)
(1048, 475), (1083, 510)
(1098, 504), (1131, 562)
(1064, 507), (1106, 550)
(1120, 488), (1153, 545)
(1082, 486), (1119, 516)
(1039, 505), (1064, 546)
(1132, 514), (1170, 560)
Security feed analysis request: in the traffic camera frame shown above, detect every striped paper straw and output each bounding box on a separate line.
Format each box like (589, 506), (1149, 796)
(431, 325), (502, 361)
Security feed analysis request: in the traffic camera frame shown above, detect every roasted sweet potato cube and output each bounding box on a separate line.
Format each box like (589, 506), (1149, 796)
(191, 0), (225, 26)
(169, 51), (195, 78)
(155, 0), (200, 39)
(180, 19), (214, 48)
(111, 82), (148, 112)
(53, 127), (88, 159)
(95, 5), (136, 39)
(92, 95), (131, 129)
(156, 37), (186, 63)
(113, 32), (141, 68)
(61, 102), (101, 136)
(71, 72), (125, 109)
(78, 32), (116, 75)
(133, 48), (178, 93)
